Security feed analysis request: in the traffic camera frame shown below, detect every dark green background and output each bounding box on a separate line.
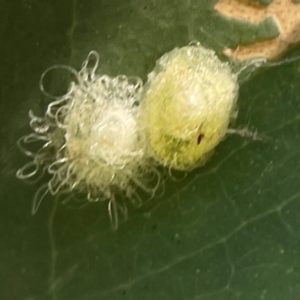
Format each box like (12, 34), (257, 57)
(2, 0), (300, 299)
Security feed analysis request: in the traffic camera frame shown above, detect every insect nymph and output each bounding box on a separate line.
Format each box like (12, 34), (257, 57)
(17, 43), (255, 228)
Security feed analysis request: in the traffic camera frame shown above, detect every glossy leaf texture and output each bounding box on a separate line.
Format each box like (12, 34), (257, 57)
(1, 0), (300, 299)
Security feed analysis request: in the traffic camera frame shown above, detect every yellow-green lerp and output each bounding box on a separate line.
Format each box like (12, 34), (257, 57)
(143, 43), (239, 170)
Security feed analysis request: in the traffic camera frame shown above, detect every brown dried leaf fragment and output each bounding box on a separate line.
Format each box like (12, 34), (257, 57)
(214, 0), (300, 60)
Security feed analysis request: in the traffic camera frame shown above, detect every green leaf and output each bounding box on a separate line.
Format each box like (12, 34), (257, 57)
(1, 0), (300, 300)
(249, 0), (273, 5)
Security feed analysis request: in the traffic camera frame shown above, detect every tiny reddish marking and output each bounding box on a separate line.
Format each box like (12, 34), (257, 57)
(197, 134), (204, 145)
